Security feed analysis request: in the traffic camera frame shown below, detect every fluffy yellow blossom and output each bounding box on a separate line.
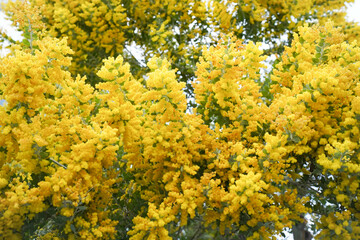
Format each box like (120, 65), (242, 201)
(0, 178), (8, 189)
(1, 4), (360, 237)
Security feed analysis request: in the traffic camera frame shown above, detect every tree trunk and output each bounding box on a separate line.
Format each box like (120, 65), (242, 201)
(292, 215), (312, 240)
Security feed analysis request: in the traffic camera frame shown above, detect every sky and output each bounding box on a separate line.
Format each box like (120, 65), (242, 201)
(347, 0), (360, 22)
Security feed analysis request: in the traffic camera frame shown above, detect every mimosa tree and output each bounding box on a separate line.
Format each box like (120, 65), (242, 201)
(1, 0), (360, 239)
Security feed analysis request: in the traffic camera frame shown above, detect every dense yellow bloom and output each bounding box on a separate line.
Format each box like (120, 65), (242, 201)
(1, 3), (360, 236)
(0, 34), (119, 239)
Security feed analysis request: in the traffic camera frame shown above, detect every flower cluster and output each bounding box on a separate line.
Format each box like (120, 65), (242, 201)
(1, 7), (360, 239)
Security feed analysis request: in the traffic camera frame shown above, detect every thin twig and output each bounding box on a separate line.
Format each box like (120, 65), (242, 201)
(28, 19), (33, 51)
(49, 157), (67, 169)
(125, 45), (146, 67)
(190, 223), (203, 240)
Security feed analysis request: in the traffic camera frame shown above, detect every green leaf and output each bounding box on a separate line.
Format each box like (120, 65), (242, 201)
(240, 119), (248, 127)
(333, 152), (342, 159)
(77, 206), (87, 211)
(23, 39), (30, 47)
(292, 135), (301, 143)
(70, 224), (77, 234)
(312, 58), (319, 64)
